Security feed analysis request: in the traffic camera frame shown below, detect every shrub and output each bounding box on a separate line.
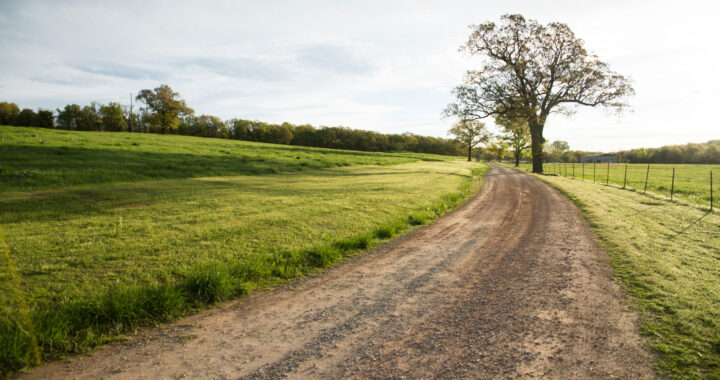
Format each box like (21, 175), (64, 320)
(306, 246), (341, 268)
(334, 234), (372, 251)
(408, 212), (431, 225)
(183, 266), (234, 304)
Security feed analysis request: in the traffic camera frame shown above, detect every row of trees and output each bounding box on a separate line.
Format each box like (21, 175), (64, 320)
(447, 109), (532, 165)
(0, 101), (129, 132)
(481, 139), (720, 164)
(0, 86), (465, 156)
(0, 102), (54, 128)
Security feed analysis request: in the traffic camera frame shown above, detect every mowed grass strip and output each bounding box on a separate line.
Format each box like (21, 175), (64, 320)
(535, 172), (720, 379)
(0, 157), (486, 375)
(0, 126), (451, 192)
(519, 162), (720, 209)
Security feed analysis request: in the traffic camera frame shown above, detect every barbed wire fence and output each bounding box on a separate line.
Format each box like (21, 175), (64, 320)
(512, 162), (716, 211)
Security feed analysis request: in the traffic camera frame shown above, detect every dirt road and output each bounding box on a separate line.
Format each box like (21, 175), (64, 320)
(26, 164), (654, 379)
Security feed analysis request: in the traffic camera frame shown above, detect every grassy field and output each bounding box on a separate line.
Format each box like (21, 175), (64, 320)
(0, 126), (448, 193)
(0, 126), (486, 376)
(533, 171), (720, 379)
(516, 162), (719, 209)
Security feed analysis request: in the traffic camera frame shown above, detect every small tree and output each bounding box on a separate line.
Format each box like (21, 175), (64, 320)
(495, 113), (530, 167)
(136, 84), (194, 134)
(486, 140), (510, 161)
(544, 140), (570, 162)
(448, 118), (490, 161)
(445, 14), (633, 173)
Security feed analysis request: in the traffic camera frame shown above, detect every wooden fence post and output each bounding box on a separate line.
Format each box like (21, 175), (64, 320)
(606, 163), (610, 185)
(623, 164), (628, 189)
(582, 162), (585, 180)
(644, 164), (650, 194)
(572, 163), (575, 178)
(593, 163), (596, 183)
(671, 168), (675, 200)
(711, 170), (714, 211)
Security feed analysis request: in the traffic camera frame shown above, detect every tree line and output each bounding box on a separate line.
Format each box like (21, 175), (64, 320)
(0, 86), (464, 156)
(476, 138), (720, 165)
(617, 140), (720, 164)
(542, 140), (720, 164)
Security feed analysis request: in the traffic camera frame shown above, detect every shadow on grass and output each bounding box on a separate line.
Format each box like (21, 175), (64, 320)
(0, 165), (465, 224)
(670, 211), (712, 239)
(241, 143), (450, 161)
(0, 144), (417, 193)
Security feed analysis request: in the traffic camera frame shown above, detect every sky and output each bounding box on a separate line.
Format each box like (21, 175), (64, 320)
(1, 0), (718, 152)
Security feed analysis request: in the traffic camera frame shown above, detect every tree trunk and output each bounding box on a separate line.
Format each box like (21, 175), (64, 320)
(467, 145), (472, 161)
(529, 120), (545, 173)
(515, 148), (520, 167)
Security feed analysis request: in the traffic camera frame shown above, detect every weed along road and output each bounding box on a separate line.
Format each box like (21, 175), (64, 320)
(25, 164), (654, 379)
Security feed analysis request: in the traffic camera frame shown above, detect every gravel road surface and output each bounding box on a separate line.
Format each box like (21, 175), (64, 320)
(25, 163), (654, 379)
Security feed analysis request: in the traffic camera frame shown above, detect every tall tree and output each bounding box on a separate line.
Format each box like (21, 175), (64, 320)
(495, 113), (530, 167)
(35, 109), (54, 128)
(56, 104), (83, 130)
(15, 108), (37, 126)
(80, 103), (102, 131)
(100, 102), (127, 132)
(445, 14), (633, 173)
(448, 118), (490, 161)
(135, 84), (194, 134)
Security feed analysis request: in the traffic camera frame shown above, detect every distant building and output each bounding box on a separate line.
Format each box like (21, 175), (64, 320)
(581, 153), (617, 163)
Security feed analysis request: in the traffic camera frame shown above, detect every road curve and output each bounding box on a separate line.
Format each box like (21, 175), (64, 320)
(25, 164), (654, 379)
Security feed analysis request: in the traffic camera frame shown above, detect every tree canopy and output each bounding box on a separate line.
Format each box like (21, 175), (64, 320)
(445, 14), (634, 172)
(448, 118), (490, 161)
(544, 140), (571, 162)
(136, 84), (194, 134)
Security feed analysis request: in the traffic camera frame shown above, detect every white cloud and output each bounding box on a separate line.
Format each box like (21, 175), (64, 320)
(0, 0), (718, 151)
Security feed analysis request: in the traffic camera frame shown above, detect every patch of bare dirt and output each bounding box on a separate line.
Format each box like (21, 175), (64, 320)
(23, 164), (654, 379)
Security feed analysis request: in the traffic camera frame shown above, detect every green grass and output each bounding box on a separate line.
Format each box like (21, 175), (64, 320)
(532, 171), (720, 379)
(0, 126), (486, 376)
(0, 126), (457, 192)
(517, 162), (719, 209)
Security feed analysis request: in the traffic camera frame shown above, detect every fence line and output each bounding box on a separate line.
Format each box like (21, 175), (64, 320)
(509, 162), (717, 210)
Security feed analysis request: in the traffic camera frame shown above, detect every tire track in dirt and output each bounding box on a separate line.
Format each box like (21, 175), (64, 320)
(24, 164), (654, 379)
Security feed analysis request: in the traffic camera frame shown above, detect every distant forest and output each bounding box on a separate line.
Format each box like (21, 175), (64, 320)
(524, 140), (720, 165)
(615, 140), (720, 164)
(536, 140), (720, 165)
(0, 99), (464, 156)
